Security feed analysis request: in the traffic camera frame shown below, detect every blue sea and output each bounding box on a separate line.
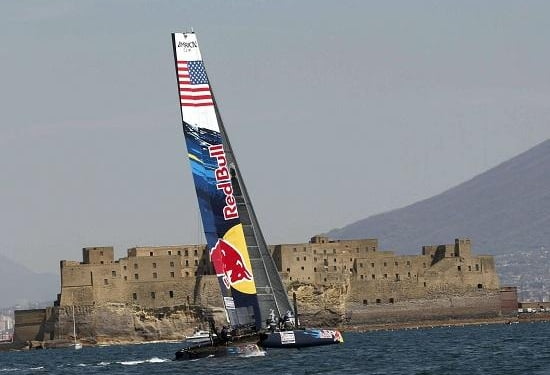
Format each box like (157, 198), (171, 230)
(1, 322), (550, 374)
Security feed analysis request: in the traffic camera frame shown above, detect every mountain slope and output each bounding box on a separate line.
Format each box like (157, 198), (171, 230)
(329, 139), (550, 256)
(0, 253), (58, 308)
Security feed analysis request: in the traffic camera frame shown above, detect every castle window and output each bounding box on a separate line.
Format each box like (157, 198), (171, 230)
(468, 266), (472, 271)
(168, 251), (172, 255)
(100, 261), (104, 264)
(383, 262), (387, 267)
(350, 258), (352, 262)
(334, 258), (337, 263)
(134, 264), (138, 269)
(100, 251), (104, 256)
(300, 266), (305, 271)
(324, 278), (327, 282)
(112, 271), (116, 277)
(170, 261), (174, 267)
(290, 277), (293, 280)
(296, 257), (300, 261)
(185, 260), (189, 266)
(104, 279), (108, 285)
(475, 264), (480, 271)
(424, 282), (427, 287)
(185, 271), (189, 277)
(407, 272), (411, 278)
(477, 284), (483, 289)
(169, 291), (174, 298)
(123, 265), (127, 270)
(314, 257), (317, 262)
(151, 292), (155, 299)
(194, 260), (198, 266)
(149, 252), (153, 256)
(303, 256), (306, 261)
(170, 271), (175, 278)
(134, 273), (139, 280)
(124, 276), (127, 280)
(323, 249), (326, 254)
(333, 266), (337, 271)
(389, 298), (394, 304)
(395, 274), (400, 281)
(194, 249), (198, 256)
(177, 251), (181, 255)
(303, 247), (306, 252)
(153, 263), (157, 268)
(372, 275), (376, 279)
(372, 247), (376, 251)
(132, 293), (137, 300)
(293, 248), (297, 252)
(286, 268), (290, 272)
(371, 263), (375, 268)
(153, 272), (158, 279)
(185, 250), (188, 256)
(360, 263), (363, 267)
(360, 275), (364, 280)
(363, 299), (368, 305)
(376, 299), (381, 304)
(383, 274), (387, 279)
(457, 266), (462, 271)
(314, 250), (317, 254)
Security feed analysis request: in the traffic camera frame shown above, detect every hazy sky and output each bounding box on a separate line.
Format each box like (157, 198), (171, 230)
(1, 0), (550, 274)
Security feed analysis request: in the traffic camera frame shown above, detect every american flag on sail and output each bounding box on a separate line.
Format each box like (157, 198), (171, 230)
(177, 60), (214, 107)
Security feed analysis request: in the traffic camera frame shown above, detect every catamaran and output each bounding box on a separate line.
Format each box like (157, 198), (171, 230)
(171, 31), (343, 360)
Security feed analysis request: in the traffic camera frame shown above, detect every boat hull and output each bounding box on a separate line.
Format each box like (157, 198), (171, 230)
(258, 329), (344, 348)
(175, 341), (262, 361)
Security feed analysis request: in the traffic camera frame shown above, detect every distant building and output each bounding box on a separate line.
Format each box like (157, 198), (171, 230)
(273, 236), (499, 305)
(58, 244), (212, 308)
(57, 237), (499, 308)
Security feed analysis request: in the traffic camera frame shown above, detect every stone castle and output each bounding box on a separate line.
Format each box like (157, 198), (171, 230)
(12, 235), (508, 347)
(58, 235), (499, 310)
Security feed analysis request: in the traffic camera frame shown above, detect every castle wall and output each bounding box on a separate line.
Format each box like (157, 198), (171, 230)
(13, 309), (47, 343)
(58, 237), (500, 320)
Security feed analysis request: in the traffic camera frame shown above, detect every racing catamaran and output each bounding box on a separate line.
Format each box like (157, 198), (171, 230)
(171, 31), (343, 360)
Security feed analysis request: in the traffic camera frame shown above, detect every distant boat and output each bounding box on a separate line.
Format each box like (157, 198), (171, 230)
(184, 329), (217, 344)
(171, 31), (343, 360)
(71, 306), (82, 350)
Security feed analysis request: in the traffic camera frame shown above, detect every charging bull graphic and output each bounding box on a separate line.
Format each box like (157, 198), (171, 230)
(210, 238), (254, 290)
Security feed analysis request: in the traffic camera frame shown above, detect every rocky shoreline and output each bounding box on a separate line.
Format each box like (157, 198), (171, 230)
(4, 313), (549, 352)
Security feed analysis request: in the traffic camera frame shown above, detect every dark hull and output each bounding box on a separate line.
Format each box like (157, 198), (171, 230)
(258, 329), (344, 348)
(174, 332), (260, 361)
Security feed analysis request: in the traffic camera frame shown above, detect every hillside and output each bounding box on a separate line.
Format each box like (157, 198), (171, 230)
(329, 139), (550, 299)
(0, 253), (58, 308)
(330, 139), (550, 255)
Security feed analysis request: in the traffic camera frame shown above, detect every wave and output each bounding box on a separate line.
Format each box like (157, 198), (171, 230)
(119, 357), (171, 365)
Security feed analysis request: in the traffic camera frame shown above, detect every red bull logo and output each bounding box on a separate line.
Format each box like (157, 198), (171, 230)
(210, 238), (253, 289)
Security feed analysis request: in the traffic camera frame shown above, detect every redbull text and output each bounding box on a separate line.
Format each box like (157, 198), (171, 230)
(208, 144), (239, 220)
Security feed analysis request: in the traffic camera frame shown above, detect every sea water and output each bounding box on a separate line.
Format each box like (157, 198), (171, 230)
(1, 322), (550, 374)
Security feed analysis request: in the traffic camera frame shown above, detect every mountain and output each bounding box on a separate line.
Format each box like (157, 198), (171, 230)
(0, 253), (58, 308)
(329, 139), (550, 299)
(330, 139), (550, 255)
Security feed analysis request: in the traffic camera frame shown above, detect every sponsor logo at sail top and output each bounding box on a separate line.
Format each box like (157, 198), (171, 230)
(208, 144), (239, 220)
(177, 40), (198, 51)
